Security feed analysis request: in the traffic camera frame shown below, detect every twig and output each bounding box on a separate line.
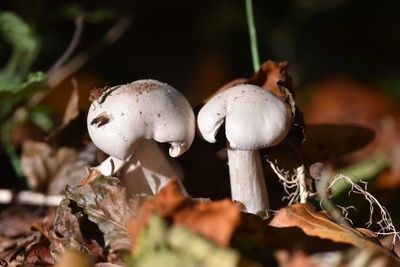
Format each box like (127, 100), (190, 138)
(46, 16), (85, 77)
(47, 15), (132, 88)
(245, 0), (260, 72)
(29, 15), (132, 106)
(0, 189), (63, 206)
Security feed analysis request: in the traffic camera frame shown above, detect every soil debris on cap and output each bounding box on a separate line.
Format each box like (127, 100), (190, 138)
(90, 112), (114, 127)
(89, 84), (110, 102)
(130, 80), (162, 95)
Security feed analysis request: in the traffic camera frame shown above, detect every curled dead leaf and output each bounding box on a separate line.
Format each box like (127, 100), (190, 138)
(80, 169), (103, 185)
(249, 61), (294, 99)
(63, 83), (80, 125)
(65, 175), (143, 252)
(21, 141), (97, 194)
(46, 81), (87, 149)
(269, 203), (382, 250)
(24, 240), (55, 266)
(0, 233), (42, 266)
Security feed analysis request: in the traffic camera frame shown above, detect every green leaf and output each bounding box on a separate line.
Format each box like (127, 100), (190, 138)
(134, 215), (169, 257)
(61, 3), (118, 23)
(1, 121), (23, 177)
(14, 71), (47, 93)
(0, 12), (37, 51)
(0, 72), (48, 123)
(168, 226), (243, 267)
(0, 72), (21, 92)
(0, 72), (48, 109)
(331, 154), (390, 197)
(29, 106), (55, 133)
(128, 215), (261, 267)
(0, 12), (40, 76)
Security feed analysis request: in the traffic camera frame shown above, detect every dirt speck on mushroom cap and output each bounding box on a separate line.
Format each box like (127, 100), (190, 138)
(90, 112), (114, 128)
(130, 80), (163, 95)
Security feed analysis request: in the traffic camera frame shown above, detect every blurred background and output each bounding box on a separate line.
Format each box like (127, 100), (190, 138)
(1, 0), (400, 230)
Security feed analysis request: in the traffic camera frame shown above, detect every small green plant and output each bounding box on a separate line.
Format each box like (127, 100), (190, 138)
(0, 12), (52, 177)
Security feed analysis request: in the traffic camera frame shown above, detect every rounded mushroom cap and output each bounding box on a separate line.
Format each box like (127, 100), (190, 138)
(197, 84), (291, 150)
(87, 79), (195, 160)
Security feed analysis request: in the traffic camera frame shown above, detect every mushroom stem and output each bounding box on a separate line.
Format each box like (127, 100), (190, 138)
(93, 141), (187, 195)
(297, 165), (308, 203)
(94, 156), (127, 176)
(227, 146), (269, 214)
(125, 139), (188, 195)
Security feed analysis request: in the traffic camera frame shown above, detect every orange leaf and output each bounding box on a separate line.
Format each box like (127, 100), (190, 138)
(249, 60), (293, 98)
(270, 203), (381, 250)
(62, 81), (80, 125)
(173, 199), (240, 247)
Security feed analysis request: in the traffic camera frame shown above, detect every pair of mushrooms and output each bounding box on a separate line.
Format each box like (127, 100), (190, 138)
(87, 79), (291, 214)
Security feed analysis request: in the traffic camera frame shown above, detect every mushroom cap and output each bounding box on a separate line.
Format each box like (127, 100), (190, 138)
(197, 84), (291, 150)
(87, 79), (195, 160)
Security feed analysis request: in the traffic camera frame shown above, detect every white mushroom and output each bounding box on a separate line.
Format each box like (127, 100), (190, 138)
(197, 84), (291, 214)
(87, 79), (195, 195)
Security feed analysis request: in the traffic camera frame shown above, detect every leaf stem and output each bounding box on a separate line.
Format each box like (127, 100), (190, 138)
(245, 0), (260, 72)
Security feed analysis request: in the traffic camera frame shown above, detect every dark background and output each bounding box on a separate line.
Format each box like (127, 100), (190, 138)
(2, 0), (400, 104)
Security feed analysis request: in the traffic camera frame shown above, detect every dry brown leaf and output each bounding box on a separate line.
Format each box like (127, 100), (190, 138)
(21, 141), (97, 194)
(65, 175), (143, 253)
(380, 234), (400, 257)
(0, 206), (42, 237)
(303, 78), (398, 165)
(213, 61), (294, 99)
(128, 179), (241, 249)
(173, 199), (240, 247)
(26, 199), (106, 263)
(300, 124), (375, 162)
(232, 213), (350, 265)
(302, 78), (400, 190)
(249, 60), (293, 98)
(356, 228), (378, 239)
(63, 82), (80, 125)
(46, 81), (87, 149)
(24, 240), (55, 266)
(269, 203), (381, 250)
(0, 233), (42, 267)
(80, 169), (103, 185)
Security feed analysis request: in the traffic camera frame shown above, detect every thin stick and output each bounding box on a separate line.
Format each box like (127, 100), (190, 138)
(46, 16), (85, 77)
(245, 0), (260, 72)
(0, 189), (63, 206)
(47, 15), (132, 88)
(29, 15), (132, 106)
